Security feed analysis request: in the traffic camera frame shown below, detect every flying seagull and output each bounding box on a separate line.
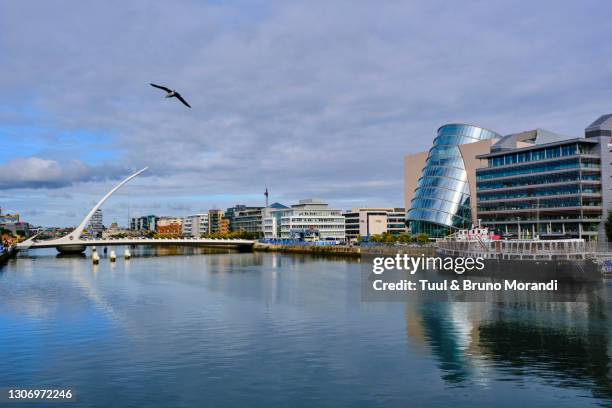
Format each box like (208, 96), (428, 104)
(150, 83), (191, 108)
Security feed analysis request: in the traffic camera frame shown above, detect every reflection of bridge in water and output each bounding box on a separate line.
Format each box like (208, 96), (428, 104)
(16, 167), (255, 254)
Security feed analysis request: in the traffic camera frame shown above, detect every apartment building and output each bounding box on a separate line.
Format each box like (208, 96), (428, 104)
(182, 214), (209, 237)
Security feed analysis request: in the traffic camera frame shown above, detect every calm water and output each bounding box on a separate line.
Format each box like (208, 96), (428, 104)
(1, 248), (612, 407)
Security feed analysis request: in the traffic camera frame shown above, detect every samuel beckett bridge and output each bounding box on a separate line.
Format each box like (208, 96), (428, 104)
(16, 168), (255, 254)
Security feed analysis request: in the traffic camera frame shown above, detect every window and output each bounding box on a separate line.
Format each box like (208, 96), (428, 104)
(505, 154), (517, 164)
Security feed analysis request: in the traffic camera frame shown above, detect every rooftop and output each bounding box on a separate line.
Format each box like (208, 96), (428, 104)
(490, 129), (573, 152)
(586, 113), (612, 131)
(477, 137), (596, 159)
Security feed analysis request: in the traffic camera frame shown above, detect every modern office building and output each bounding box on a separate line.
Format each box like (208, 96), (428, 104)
(231, 206), (264, 236)
(182, 214), (209, 237)
(130, 215), (158, 232)
(156, 217), (183, 235)
(278, 199), (345, 241)
(476, 116), (612, 242)
(224, 205), (247, 229)
(405, 124), (502, 237)
(404, 113), (612, 241)
(262, 202), (289, 239)
(344, 208), (407, 241)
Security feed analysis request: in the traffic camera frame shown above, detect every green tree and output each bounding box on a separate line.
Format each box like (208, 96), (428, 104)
(416, 234), (429, 244)
(383, 232), (396, 244)
(397, 233), (411, 243)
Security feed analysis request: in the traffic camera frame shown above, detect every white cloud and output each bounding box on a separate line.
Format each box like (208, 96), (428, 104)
(0, 157), (129, 189)
(1, 0), (611, 225)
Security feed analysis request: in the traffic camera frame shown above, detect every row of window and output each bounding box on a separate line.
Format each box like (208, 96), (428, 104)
(281, 224), (344, 229)
(477, 173), (600, 191)
(488, 144), (581, 167)
(478, 199), (602, 212)
(476, 160), (599, 180)
(287, 211), (343, 216)
(477, 186), (601, 202)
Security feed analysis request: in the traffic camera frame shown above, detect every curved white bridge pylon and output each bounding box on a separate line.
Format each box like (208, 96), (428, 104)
(16, 168), (254, 253)
(17, 167), (148, 251)
(71, 167), (149, 242)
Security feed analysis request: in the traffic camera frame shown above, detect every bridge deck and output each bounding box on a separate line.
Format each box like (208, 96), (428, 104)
(18, 238), (256, 250)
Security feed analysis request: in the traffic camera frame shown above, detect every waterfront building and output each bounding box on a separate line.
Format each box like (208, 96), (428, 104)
(344, 208), (407, 242)
(405, 124), (502, 237)
(208, 209), (230, 234)
(0, 208), (30, 238)
(278, 199), (345, 241)
(102, 222), (131, 239)
(156, 217), (183, 235)
(476, 115), (612, 242)
(182, 214), (209, 237)
(0, 222), (30, 238)
(404, 113), (612, 241)
(224, 205), (246, 229)
(130, 215), (158, 232)
(262, 203), (289, 239)
(232, 207), (264, 236)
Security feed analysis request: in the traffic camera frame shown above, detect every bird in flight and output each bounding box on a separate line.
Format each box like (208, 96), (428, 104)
(150, 83), (191, 108)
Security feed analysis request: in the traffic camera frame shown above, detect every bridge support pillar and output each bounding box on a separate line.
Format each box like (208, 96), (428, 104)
(56, 245), (87, 254)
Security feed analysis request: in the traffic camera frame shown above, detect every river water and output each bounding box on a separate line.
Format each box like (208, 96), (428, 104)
(1, 248), (611, 407)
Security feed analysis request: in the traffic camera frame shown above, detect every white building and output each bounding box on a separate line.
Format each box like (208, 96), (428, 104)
(278, 199), (345, 241)
(263, 216), (278, 239)
(182, 214), (209, 237)
(343, 208), (407, 242)
(262, 202), (289, 239)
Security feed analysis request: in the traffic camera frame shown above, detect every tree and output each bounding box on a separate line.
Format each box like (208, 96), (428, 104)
(383, 232), (396, 244)
(397, 233), (411, 243)
(416, 234), (429, 244)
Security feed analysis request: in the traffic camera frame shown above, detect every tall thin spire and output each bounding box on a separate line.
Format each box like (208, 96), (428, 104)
(264, 187), (269, 208)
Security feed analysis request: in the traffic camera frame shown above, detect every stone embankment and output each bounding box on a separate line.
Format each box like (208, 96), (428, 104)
(253, 243), (436, 257)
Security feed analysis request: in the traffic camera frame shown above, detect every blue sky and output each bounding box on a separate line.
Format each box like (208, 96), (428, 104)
(1, 0), (611, 226)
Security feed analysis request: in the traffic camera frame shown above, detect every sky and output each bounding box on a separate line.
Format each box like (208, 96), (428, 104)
(1, 0), (611, 227)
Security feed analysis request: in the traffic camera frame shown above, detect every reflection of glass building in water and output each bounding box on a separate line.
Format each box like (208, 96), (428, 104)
(406, 296), (612, 398)
(405, 124), (501, 237)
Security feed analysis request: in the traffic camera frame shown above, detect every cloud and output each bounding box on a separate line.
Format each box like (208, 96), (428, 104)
(0, 157), (129, 189)
(1, 0), (612, 225)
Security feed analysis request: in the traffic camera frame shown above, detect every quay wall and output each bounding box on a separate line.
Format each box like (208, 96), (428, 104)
(253, 243), (436, 258)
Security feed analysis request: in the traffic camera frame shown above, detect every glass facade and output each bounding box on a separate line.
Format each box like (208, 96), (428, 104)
(476, 140), (603, 239)
(407, 124), (501, 237)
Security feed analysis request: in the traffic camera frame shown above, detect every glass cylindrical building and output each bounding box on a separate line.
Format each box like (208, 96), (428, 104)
(407, 124), (501, 237)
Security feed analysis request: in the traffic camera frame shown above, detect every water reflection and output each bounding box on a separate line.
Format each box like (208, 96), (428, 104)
(3, 249), (612, 406)
(408, 294), (612, 399)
